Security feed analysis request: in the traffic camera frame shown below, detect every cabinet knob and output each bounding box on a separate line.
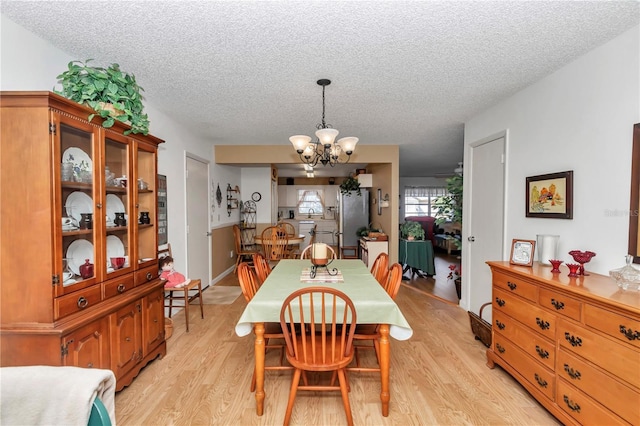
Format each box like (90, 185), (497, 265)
(564, 332), (583, 347)
(563, 395), (581, 413)
(550, 298), (565, 310)
(146, 272), (153, 281)
(535, 345), (549, 359)
(495, 343), (505, 353)
(535, 317), (550, 330)
(117, 284), (126, 293)
(507, 282), (517, 290)
(77, 297), (88, 309)
(563, 363), (582, 380)
(619, 325), (640, 340)
(495, 320), (505, 330)
(534, 373), (548, 388)
(495, 297), (505, 307)
(96, 203), (102, 209)
(87, 363), (93, 368)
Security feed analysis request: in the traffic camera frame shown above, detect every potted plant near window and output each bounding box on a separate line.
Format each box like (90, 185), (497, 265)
(55, 59), (150, 135)
(433, 174), (463, 249)
(400, 220), (425, 241)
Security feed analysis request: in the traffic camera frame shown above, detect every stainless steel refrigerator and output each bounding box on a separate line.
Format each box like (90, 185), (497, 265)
(335, 190), (370, 251)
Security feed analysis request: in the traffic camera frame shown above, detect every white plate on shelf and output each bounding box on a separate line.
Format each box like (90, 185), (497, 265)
(66, 239), (94, 275)
(107, 235), (125, 259)
(106, 194), (125, 223)
(65, 192), (93, 223)
(62, 147), (92, 173)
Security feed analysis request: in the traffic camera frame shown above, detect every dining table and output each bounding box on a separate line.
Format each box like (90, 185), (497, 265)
(235, 259), (413, 417)
(253, 234), (305, 245)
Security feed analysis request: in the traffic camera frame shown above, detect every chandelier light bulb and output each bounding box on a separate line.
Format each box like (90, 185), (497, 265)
(290, 135), (312, 153)
(337, 137), (358, 154)
(315, 128), (339, 146)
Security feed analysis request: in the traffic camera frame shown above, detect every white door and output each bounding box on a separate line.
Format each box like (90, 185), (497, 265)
(186, 155), (210, 287)
(464, 135), (505, 320)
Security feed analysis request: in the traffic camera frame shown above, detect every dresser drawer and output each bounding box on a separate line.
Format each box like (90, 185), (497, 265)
(103, 274), (135, 300)
(559, 319), (640, 389)
(493, 271), (537, 302)
(55, 286), (102, 318)
(539, 288), (581, 321)
(558, 348), (640, 425)
(493, 334), (555, 400)
(584, 304), (640, 350)
(494, 288), (556, 339)
(557, 379), (628, 426)
(493, 310), (555, 370)
(135, 264), (160, 286)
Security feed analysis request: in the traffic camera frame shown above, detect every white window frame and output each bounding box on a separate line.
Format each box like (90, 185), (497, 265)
(404, 186), (448, 218)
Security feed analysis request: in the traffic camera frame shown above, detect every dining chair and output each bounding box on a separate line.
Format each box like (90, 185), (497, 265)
(237, 262), (290, 392)
(261, 225), (289, 263)
(370, 252), (389, 285)
(277, 221), (296, 237)
(298, 242), (337, 260)
(280, 287), (357, 426)
(159, 243), (204, 332)
(252, 252), (272, 285)
(288, 224), (316, 259)
(277, 222), (299, 259)
(348, 262), (402, 373)
(233, 224), (259, 273)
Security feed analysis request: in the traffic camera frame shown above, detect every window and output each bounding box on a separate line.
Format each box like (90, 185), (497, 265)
(297, 189), (324, 216)
(404, 186), (447, 218)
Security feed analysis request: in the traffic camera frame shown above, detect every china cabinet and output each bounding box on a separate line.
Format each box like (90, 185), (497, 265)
(0, 91), (166, 391)
(486, 261), (640, 425)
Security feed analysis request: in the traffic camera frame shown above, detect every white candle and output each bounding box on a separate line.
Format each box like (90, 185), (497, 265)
(313, 243), (327, 259)
(536, 234), (559, 265)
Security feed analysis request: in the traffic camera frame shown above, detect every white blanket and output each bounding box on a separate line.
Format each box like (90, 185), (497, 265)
(0, 366), (116, 426)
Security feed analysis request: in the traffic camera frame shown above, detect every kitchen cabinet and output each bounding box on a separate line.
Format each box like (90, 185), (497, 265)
(486, 261), (640, 425)
(359, 238), (388, 268)
(0, 91), (166, 391)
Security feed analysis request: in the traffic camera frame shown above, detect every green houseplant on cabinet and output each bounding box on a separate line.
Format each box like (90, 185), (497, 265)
(339, 175), (362, 196)
(433, 174), (463, 249)
(400, 220), (425, 241)
(55, 59), (150, 135)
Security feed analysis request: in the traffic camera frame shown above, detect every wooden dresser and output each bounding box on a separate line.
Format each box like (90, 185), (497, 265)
(1, 92), (166, 391)
(486, 261), (640, 425)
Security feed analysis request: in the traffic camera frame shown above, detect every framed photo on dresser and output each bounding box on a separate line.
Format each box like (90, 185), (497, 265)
(509, 239), (536, 266)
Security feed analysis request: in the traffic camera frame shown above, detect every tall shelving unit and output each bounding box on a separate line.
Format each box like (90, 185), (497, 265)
(240, 200), (257, 249)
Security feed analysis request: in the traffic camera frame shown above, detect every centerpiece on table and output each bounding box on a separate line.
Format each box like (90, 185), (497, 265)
(309, 243), (338, 278)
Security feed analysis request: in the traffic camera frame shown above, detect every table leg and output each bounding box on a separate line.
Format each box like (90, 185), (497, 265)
(379, 324), (390, 416)
(254, 322), (266, 416)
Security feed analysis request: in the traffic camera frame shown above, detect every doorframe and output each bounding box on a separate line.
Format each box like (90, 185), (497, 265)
(460, 129), (508, 311)
(184, 151), (212, 284)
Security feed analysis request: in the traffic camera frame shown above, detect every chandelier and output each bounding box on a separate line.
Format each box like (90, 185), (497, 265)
(289, 79), (358, 167)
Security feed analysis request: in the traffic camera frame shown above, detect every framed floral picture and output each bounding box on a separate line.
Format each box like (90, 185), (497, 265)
(510, 239), (536, 266)
(526, 170), (573, 219)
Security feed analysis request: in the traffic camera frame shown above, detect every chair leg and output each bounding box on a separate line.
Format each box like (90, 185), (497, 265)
(337, 368), (354, 426)
(250, 367), (257, 393)
(183, 288), (190, 332)
(197, 281), (204, 319)
(167, 290), (174, 318)
(284, 368), (302, 426)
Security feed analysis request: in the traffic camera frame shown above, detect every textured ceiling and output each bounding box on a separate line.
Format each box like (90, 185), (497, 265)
(2, 1), (638, 177)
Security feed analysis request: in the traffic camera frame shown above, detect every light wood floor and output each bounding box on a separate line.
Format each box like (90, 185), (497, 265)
(401, 250), (461, 305)
(115, 270), (560, 425)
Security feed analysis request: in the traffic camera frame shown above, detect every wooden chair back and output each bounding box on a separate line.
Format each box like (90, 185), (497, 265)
(299, 243), (337, 260)
(370, 252), (389, 285)
(232, 224), (243, 253)
(261, 226), (289, 261)
(277, 221), (296, 237)
(252, 252), (272, 285)
(383, 263), (403, 300)
(237, 262), (260, 302)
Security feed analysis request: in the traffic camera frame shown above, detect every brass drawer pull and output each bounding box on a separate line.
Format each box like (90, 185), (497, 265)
(77, 297), (88, 309)
(564, 332), (582, 347)
(125, 337), (131, 342)
(550, 298), (565, 310)
(535, 317), (550, 330)
(507, 281), (517, 291)
(563, 363), (581, 380)
(563, 395), (581, 413)
(117, 284), (126, 293)
(495, 297), (505, 307)
(534, 373), (548, 388)
(619, 325), (640, 341)
(535, 345), (549, 359)
(495, 343), (505, 353)
(87, 362), (93, 368)
(146, 272), (153, 281)
(495, 320), (505, 330)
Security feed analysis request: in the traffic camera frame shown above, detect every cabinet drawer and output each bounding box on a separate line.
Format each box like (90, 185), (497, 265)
(584, 304), (640, 350)
(538, 288), (581, 321)
(556, 379), (627, 426)
(493, 271), (537, 302)
(493, 310), (555, 370)
(494, 288), (556, 339)
(135, 265), (160, 286)
(559, 319), (640, 389)
(55, 286), (102, 319)
(558, 348), (640, 425)
(103, 274), (135, 300)
(493, 334), (555, 400)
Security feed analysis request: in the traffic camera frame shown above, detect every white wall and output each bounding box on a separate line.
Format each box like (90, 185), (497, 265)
(240, 167), (273, 224)
(464, 25), (639, 308)
(0, 14), (237, 275)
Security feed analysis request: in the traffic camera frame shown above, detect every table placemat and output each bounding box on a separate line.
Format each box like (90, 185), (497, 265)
(300, 268), (344, 283)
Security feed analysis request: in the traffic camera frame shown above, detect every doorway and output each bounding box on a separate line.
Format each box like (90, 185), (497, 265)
(464, 134), (506, 319)
(186, 155), (211, 287)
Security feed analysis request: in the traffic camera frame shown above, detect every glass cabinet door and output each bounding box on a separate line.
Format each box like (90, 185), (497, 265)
(135, 143), (157, 266)
(57, 116), (99, 296)
(104, 134), (132, 278)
